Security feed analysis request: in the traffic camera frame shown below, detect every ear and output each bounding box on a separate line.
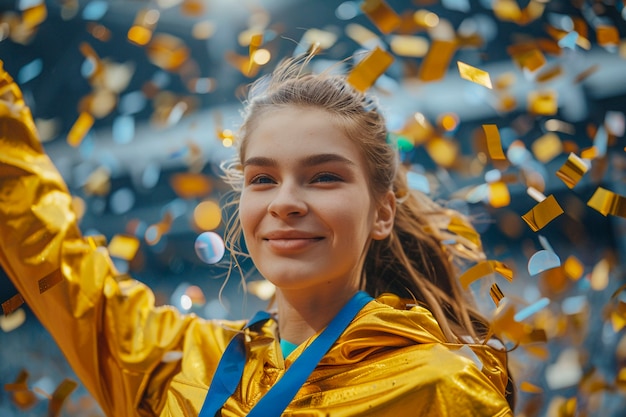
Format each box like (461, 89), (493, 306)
(371, 189), (396, 240)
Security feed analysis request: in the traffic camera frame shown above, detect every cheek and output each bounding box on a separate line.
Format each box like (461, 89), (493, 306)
(327, 201), (374, 237)
(238, 192), (262, 240)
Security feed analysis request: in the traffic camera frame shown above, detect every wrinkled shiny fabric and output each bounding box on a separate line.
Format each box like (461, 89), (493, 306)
(0, 64), (512, 417)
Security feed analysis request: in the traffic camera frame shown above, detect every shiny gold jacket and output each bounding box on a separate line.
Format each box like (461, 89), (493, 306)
(0, 64), (512, 417)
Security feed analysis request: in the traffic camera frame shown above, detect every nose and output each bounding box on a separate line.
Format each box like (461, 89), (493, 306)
(267, 181), (308, 218)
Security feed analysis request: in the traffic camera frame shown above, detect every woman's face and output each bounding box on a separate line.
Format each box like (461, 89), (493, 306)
(239, 106), (393, 294)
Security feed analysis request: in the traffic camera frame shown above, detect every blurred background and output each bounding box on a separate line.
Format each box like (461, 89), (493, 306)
(0, 0), (625, 415)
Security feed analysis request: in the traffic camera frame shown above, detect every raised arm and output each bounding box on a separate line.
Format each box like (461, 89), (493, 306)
(0, 62), (196, 416)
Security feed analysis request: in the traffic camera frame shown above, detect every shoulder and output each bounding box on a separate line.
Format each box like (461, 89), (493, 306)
(346, 293), (449, 344)
(328, 293), (511, 397)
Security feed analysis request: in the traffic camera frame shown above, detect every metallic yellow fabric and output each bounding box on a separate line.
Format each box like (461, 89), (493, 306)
(0, 64), (512, 417)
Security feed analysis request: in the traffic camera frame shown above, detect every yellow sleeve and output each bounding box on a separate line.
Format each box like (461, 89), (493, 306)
(0, 62), (196, 416)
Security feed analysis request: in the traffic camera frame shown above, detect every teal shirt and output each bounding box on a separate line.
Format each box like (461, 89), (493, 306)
(279, 339), (298, 359)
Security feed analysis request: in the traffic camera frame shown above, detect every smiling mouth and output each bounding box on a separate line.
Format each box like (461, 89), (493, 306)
(263, 237), (323, 252)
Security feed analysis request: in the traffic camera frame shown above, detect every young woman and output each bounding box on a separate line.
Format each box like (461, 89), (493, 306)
(0, 56), (514, 416)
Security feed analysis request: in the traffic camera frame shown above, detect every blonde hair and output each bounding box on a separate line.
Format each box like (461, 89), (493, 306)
(222, 55), (490, 344)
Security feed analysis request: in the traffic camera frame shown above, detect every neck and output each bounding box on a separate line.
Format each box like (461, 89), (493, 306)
(275, 284), (359, 346)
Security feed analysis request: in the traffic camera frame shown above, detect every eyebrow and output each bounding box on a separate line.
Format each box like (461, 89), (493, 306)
(242, 153), (356, 168)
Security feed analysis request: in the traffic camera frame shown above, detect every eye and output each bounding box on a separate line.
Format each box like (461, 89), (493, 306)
(248, 174), (275, 185)
(312, 172), (342, 183)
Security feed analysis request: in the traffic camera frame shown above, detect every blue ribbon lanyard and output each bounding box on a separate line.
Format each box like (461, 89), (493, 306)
(199, 291), (373, 417)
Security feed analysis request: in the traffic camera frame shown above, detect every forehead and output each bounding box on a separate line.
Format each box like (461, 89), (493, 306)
(243, 106), (361, 160)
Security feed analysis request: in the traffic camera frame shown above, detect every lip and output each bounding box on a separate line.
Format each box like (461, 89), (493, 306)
(262, 230), (324, 252)
(263, 230), (321, 240)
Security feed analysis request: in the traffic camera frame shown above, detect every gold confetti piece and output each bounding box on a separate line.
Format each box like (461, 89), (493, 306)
(527, 90), (558, 115)
(611, 302), (626, 332)
(526, 186), (546, 203)
(590, 258), (610, 291)
(457, 61), (492, 89)
(522, 194), (564, 232)
(496, 94), (517, 113)
(127, 9), (160, 46)
(580, 146), (598, 160)
(459, 260), (513, 289)
(60, 0), (79, 20)
(48, 379), (78, 417)
(574, 64), (599, 84)
(146, 33), (190, 71)
(490, 303), (530, 343)
(4, 369), (29, 392)
(346, 46), (394, 93)
(596, 25), (620, 47)
(520, 381), (543, 394)
(488, 181), (510, 208)
(180, 0), (205, 16)
(545, 118), (575, 135)
(2, 293), (24, 316)
(225, 51), (260, 78)
(128, 25), (153, 46)
(98, 61), (134, 94)
(360, 0), (401, 34)
(519, 0), (545, 25)
(400, 112), (434, 145)
(524, 344), (549, 360)
(572, 17), (588, 40)
(248, 32), (263, 71)
(524, 327), (547, 343)
(562, 140), (579, 154)
(345, 23), (380, 47)
(492, 0), (522, 22)
(447, 216), (481, 248)
(5, 370), (37, 410)
(192, 20), (216, 40)
(83, 166), (111, 196)
(536, 65), (563, 83)
(509, 48), (546, 73)
(413, 10), (439, 29)
(438, 113), (459, 132)
(108, 234), (140, 261)
(87, 22), (111, 42)
(418, 39), (457, 82)
(556, 152), (589, 189)
(617, 366), (626, 384)
(38, 270), (63, 294)
(563, 255), (584, 280)
(494, 72), (516, 90)
(489, 283), (505, 306)
(587, 187), (626, 218)
(389, 35), (429, 58)
(79, 89), (117, 119)
(67, 111), (93, 147)
(425, 136), (458, 167)
(482, 124), (506, 160)
(456, 32), (483, 50)
(531, 132), (562, 163)
(0, 307), (26, 332)
(170, 172), (213, 199)
(22, 3), (47, 29)
(193, 200), (222, 231)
